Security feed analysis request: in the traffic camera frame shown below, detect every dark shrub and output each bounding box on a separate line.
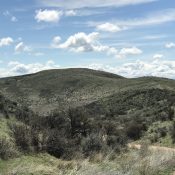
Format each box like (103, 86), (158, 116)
(46, 129), (69, 158)
(158, 127), (167, 137)
(126, 122), (143, 140)
(9, 123), (33, 152)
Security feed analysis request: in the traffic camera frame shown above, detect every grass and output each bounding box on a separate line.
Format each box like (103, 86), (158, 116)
(142, 121), (175, 147)
(0, 153), (74, 175)
(0, 147), (174, 175)
(0, 118), (10, 138)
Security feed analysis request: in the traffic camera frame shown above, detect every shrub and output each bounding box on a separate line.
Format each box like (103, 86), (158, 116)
(81, 134), (104, 156)
(126, 122), (143, 140)
(0, 136), (17, 160)
(9, 123), (33, 152)
(46, 129), (72, 159)
(158, 127), (167, 137)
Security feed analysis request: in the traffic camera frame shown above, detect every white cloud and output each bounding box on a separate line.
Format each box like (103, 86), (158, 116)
(52, 32), (99, 52)
(153, 54), (163, 59)
(165, 42), (175, 48)
(52, 32), (142, 58)
(35, 9), (63, 23)
(15, 42), (31, 53)
(1, 59), (175, 79)
(119, 47), (143, 57)
(85, 59), (175, 79)
(65, 10), (77, 16)
(40, 0), (157, 9)
(0, 37), (14, 47)
(52, 32), (119, 55)
(0, 60), (59, 77)
(96, 23), (122, 33)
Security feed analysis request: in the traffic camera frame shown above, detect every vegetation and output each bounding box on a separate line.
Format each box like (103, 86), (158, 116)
(0, 68), (174, 174)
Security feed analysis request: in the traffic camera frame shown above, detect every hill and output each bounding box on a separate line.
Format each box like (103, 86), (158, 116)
(0, 68), (175, 114)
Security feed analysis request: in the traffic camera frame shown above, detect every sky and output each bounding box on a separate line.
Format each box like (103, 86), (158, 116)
(0, 0), (175, 78)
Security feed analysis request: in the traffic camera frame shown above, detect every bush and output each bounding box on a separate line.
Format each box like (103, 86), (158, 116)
(0, 136), (17, 160)
(158, 127), (167, 137)
(9, 123), (33, 152)
(126, 122), (143, 140)
(46, 129), (68, 158)
(81, 134), (104, 156)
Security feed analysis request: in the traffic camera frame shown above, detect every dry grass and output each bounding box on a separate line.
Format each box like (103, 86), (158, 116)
(0, 145), (174, 175)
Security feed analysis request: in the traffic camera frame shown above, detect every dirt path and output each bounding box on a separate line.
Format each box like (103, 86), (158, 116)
(128, 143), (175, 153)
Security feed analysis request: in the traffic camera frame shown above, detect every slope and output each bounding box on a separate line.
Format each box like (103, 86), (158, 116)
(0, 68), (175, 115)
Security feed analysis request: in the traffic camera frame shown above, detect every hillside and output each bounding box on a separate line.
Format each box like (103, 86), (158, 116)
(0, 68), (175, 175)
(0, 68), (175, 114)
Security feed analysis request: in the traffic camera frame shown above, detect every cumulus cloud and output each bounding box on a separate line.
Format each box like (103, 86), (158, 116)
(96, 23), (122, 33)
(52, 32), (99, 52)
(0, 37), (14, 47)
(15, 42), (31, 53)
(51, 32), (142, 58)
(0, 60), (59, 77)
(165, 42), (175, 48)
(86, 59), (175, 79)
(52, 32), (119, 55)
(35, 9), (63, 23)
(40, 0), (156, 9)
(1, 59), (175, 79)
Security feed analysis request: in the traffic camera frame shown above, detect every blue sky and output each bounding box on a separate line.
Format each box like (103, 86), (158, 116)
(0, 0), (175, 78)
